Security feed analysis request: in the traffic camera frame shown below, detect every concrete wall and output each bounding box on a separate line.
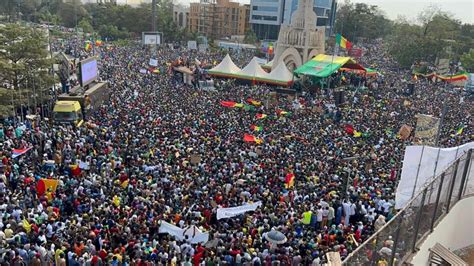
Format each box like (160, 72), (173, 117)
(411, 196), (474, 265)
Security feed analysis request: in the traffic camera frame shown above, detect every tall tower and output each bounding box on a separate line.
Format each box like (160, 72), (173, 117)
(271, 0), (325, 70)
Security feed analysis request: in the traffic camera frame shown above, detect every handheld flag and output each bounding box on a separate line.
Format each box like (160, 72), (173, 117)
(256, 113), (267, 120)
(353, 130), (362, 138)
(12, 147), (32, 158)
(246, 98), (262, 107)
(285, 173), (295, 188)
(456, 125), (465, 135)
(244, 134), (263, 144)
(85, 41), (92, 51)
(276, 109), (290, 116)
(95, 39), (103, 46)
(336, 34), (352, 49)
(250, 125), (263, 132)
(36, 179), (59, 197)
(268, 43), (273, 55)
(221, 101), (244, 108)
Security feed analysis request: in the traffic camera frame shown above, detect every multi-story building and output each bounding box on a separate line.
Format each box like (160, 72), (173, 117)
(250, 0), (336, 40)
(188, 0), (250, 39)
(173, 4), (189, 30)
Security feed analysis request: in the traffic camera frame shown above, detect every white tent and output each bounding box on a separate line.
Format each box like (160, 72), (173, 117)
(237, 57), (270, 79)
(208, 54), (241, 76)
(268, 61), (294, 83)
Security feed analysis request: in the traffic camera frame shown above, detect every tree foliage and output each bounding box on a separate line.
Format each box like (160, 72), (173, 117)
(334, 0), (392, 41)
(387, 7), (472, 68)
(460, 49), (474, 72)
(0, 24), (55, 116)
(244, 30), (258, 45)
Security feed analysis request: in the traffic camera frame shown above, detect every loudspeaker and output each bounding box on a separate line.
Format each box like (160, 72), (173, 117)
(334, 90), (345, 106)
(406, 83), (415, 95)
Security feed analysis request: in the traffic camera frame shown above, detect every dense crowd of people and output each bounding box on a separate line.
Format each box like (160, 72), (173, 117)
(0, 38), (472, 266)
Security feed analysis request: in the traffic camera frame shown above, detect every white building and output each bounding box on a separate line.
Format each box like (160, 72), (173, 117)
(173, 4), (189, 30)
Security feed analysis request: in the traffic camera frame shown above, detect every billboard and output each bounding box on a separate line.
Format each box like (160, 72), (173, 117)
(414, 114), (440, 145)
(142, 32), (162, 45)
(187, 41), (197, 50)
(78, 57), (98, 87)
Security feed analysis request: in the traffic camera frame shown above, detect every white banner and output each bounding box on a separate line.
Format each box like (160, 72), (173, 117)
(395, 142), (474, 209)
(255, 57), (268, 65)
(159, 221), (209, 244)
(149, 58), (158, 66)
(217, 201), (262, 220)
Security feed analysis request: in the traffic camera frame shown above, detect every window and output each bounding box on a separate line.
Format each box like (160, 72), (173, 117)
(317, 17), (328, 26)
(252, 6), (278, 12)
(313, 7), (326, 17)
(252, 15), (278, 21)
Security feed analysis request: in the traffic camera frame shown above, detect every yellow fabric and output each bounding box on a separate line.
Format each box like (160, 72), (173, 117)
(312, 54), (355, 65)
(23, 219), (32, 233)
(113, 195), (121, 207)
(41, 179), (59, 192)
(302, 211), (312, 225)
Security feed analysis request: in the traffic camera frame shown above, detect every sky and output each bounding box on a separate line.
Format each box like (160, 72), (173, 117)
(172, 0), (473, 24)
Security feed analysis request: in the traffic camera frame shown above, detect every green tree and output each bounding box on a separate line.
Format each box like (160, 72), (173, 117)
(334, 0), (392, 41)
(244, 29), (258, 45)
(79, 18), (93, 33)
(387, 7), (468, 68)
(0, 24), (55, 117)
(460, 49), (474, 72)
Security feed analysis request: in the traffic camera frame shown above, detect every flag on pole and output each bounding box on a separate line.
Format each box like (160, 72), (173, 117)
(336, 34), (352, 49)
(12, 147), (32, 158)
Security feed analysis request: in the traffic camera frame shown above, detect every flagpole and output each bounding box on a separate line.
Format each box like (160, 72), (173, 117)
(328, 36), (337, 99)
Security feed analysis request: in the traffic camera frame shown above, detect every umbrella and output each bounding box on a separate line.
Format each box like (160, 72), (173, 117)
(264, 230), (287, 244)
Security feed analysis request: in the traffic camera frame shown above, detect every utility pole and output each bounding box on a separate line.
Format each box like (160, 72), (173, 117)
(151, 0), (157, 32)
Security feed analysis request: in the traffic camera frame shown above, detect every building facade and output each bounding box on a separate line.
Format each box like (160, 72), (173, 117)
(250, 0), (336, 40)
(173, 4), (189, 30)
(188, 0), (250, 40)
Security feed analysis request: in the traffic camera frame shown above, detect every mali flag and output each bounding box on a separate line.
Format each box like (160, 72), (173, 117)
(246, 98), (262, 107)
(285, 173), (295, 188)
(336, 34), (352, 49)
(276, 109), (290, 116)
(85, 41), (92, 51)
(244, 133), (263, 144)
(221, 101), (244, 108)
(250, 125), (263, 132)
(256, 113), (267, 120)
(456, 125), (465, 135)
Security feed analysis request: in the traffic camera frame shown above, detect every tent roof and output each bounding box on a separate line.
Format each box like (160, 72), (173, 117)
(236, 57), (270, 79)
(208, 54), (241, 75)
(294, 54), (359, 78)
(267, 62), (293, 83)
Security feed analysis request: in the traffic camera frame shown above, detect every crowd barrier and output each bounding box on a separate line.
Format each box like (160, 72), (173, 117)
(343, 149), (473, 265)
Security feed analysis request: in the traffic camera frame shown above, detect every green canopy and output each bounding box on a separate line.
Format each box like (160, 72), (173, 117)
(294, 54), (358, 78)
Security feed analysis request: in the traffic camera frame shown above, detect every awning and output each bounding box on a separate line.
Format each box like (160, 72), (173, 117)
(294, 54), (359, 78)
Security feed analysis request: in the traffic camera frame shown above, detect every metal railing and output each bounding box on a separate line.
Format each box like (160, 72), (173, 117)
(343, 149), (473, 265)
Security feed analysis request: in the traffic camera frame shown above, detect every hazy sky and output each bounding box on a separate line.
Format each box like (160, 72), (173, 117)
(174, 0), (473, 24)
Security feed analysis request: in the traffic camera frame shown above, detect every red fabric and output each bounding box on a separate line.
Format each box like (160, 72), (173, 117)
(243, 134), (256, 143)
(220, 101), (237, 107)
(344, 124), (354, 135)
